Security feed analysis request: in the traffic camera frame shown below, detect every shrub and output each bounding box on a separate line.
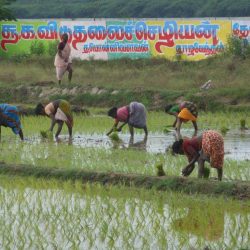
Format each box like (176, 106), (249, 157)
(30, 40), (45, 55)
(226, 35), (250, 58)
(47, 40), (59, 56)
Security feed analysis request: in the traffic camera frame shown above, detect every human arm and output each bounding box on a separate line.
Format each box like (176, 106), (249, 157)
(106, 121), (119, 136)
(117, 122), (127, 132)
(175, 118), (182, 140)
(172, 117), (178, 128)
(57, 42), (65, 60)
(166, 111), (178, 128)
(182, 154), (200, 176)
(181, 142), (200, 176)
(19, 129), (24, 141)
(192, 121), (198, 137)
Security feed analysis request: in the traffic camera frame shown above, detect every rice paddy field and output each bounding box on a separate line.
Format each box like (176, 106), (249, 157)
(0, 110), (249, 249)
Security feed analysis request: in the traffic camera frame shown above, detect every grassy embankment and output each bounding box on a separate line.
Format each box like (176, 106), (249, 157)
(0, 163), (249, 200)
(0, 54), (250, 111)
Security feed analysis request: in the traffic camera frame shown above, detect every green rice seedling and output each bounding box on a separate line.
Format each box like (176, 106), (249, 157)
(203, 166), (210, 179)
(163, 125), (172, 134)
(156, 163), (166, 176)
(240, 119), (247, 130)
(220, 126), (229, 135)
(109, 132), (120, 142)
(40, 130), (53, 140)
(0, 175), (249, 249)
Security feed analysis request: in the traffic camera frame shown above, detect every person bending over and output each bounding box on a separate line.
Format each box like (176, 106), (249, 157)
(172, 130), (224, 181)
(35, 99), (73, 139)
(0, 104), (24, 141)
(107, 101), (148, 138)
(165, 101), (198, 140)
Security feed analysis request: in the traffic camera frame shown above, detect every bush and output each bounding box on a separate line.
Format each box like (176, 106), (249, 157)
(47, 40), (58, 56)
(30, 40), (45, 55)
(226, 35), (250, 58)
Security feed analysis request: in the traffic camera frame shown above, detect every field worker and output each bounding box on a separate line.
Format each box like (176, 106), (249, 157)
(35, 99), (73, 139)
(165, 101), (198, 140)
(0, 104), (24, 140)
(54, 33), (73, 85)
(172, 130), (224, 181)
(106, 101), (148, 138)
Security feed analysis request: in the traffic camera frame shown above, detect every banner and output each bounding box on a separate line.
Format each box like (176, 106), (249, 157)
(0, 18), (246, 61)
(232, 20), (250, 43)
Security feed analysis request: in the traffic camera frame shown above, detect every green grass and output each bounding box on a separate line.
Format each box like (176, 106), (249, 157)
(0, 175), (249, 249)
(1, 55), (250, 93)
(1, 55), (250, 111)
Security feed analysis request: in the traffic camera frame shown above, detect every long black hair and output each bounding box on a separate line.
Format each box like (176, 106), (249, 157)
(107, 107), (117, 118)
(34, 103), (44, 115)
(165, 104), (173, 113)
(172, 139), (184, 154)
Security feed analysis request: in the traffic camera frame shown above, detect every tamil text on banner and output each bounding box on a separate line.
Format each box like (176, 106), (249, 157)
(232, 20), (250, 44)
(146, 19), (231, 61)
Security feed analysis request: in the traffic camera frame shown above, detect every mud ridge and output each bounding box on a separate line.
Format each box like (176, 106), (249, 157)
(0, 163), (249, 200)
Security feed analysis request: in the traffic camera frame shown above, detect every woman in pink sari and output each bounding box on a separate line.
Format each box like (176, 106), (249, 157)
(106, 102), (148, 138)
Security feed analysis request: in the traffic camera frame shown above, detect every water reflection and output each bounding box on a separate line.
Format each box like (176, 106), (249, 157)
(172, 203), (224, 241)
(3, 129), (250, 160)
(128, 136), (147, 151)
(71, 129), (250, 160)
(0, 177), (248, 250)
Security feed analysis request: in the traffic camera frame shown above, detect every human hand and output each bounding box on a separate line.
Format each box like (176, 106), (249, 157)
(182, 167), (189, 176)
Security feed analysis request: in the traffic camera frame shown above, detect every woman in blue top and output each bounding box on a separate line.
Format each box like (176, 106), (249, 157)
(0, 104), (24, 140)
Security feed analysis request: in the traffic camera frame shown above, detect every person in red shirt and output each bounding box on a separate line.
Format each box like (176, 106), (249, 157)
(172, 130), (224, 181)
(106, 102), (148, 137)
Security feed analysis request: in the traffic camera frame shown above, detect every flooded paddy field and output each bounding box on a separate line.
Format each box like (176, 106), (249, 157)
(0, 175), (249, 249)
(0, 112), (249, 249)
(70, 129), (250, 160)
(0, 112), (249, 180)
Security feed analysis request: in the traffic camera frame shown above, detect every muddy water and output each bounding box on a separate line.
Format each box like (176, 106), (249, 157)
(67, 129), (250, 161)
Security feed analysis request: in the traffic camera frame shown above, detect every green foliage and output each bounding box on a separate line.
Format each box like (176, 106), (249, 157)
(0, 175), (248, 249)
(30, 40), (45, 56)
(47, 40), (58, 56)
(0, 0), (16, 20)
(40, 130), (53, 140)
(9, 0), (250, 18)
(203, 166), (210, 179)
(156, 164), (166, 176)
(220, 126), (230, 135)
(240, 119), (246, 130)
(227, 35), (250, 58)
(109, 132), (120, 142)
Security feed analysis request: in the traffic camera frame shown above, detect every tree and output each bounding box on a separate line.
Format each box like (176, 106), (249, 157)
(0, 0), (16, 21)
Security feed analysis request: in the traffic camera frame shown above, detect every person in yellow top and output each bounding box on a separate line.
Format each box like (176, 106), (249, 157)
(165, 101), (198, 139)
(54, 33), (73, 85)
